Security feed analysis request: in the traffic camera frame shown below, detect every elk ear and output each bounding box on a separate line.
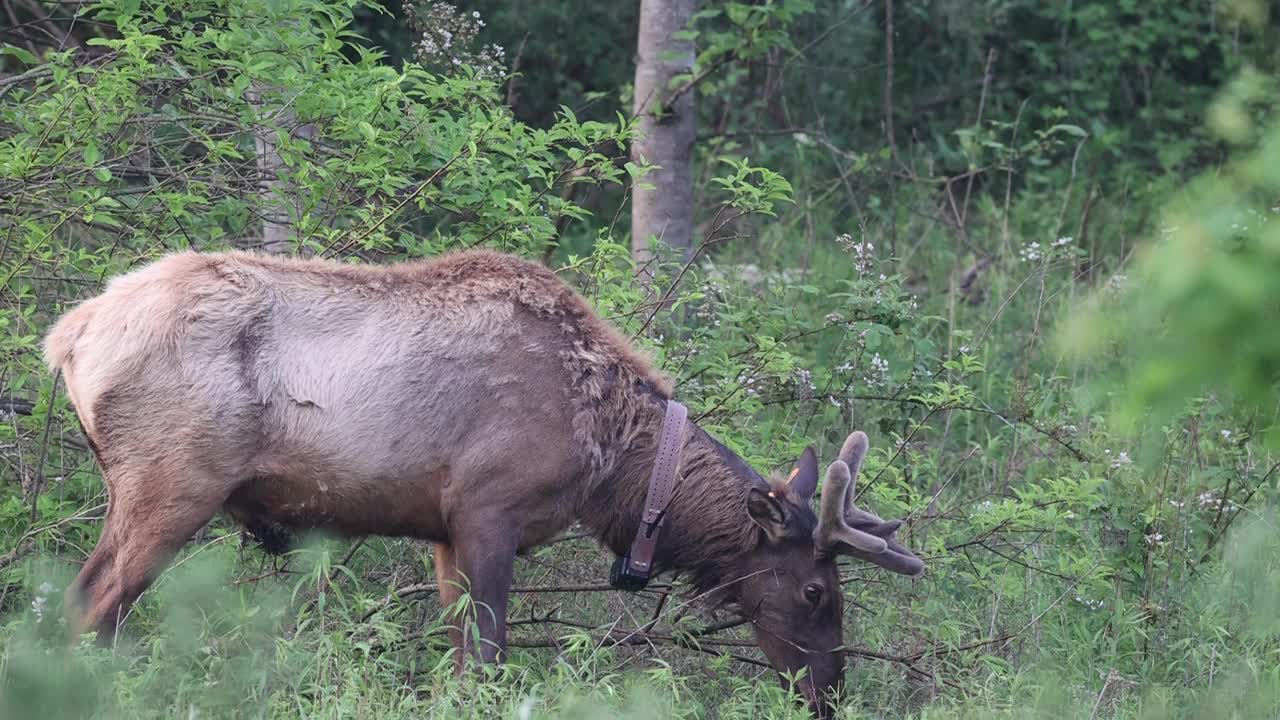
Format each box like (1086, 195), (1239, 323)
(786, 446), (820, 501)
(746, 487), (788, 543)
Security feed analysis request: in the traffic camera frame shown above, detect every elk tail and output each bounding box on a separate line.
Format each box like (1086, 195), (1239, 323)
(43, 300), (97, 373)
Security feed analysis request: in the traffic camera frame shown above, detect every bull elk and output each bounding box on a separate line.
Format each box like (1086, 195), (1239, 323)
(43, 250), (923, 717)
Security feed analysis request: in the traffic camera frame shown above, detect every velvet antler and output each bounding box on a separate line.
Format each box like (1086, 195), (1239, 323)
(815, 432), (886, 554)
(814, 431), (925, 576)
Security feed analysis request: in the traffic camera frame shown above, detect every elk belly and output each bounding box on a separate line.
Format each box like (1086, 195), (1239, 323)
(223, 463), (451, 547)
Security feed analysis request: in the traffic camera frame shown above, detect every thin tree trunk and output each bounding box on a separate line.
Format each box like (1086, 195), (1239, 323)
(248, 83), (312, 255)
(631, 0), (697, 271)
(883, 0), (897, 257)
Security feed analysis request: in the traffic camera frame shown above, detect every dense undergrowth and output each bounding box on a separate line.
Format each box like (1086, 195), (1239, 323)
(2, 0), (1279, 718)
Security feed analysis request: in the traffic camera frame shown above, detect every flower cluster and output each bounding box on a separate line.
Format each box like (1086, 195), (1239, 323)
(1075, 595), (1105, 610)
(734, 371), (761, 398)
(836, 232), (875, 273)
(404, 2), (506, 80)
(1020, 235), (1075, 263)
(1197, 491), (1222, 510)
(1109, 450), (1132, 469)
(31, 581), (55, 623)
(1105, 273), (1128, 295)
(793, 367), (817, 400)
(865, 353), (890, 388)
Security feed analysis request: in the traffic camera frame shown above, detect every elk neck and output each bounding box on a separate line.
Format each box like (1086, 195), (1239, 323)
(577, 381), (765, 592)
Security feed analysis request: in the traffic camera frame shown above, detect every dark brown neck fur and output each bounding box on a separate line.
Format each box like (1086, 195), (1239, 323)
(577, 387), (766, 592)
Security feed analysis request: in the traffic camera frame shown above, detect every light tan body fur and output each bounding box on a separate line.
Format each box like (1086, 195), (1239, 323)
(46, 250), (672, 650)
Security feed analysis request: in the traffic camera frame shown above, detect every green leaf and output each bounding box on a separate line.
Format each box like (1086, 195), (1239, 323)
(82, 142), (101, 166)
(1049, 124), (1089, 138)
(0, 44), (38, 66)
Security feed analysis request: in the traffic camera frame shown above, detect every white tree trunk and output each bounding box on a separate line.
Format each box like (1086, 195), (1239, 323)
(248, 83), (312, 255)
(631, 0), (697, 269)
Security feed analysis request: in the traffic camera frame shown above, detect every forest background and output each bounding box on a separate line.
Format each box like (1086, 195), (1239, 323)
(2, 0), (1280, 717)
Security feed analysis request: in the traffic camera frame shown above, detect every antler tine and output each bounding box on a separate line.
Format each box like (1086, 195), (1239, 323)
(839, 430), (889, 524)
(838, 430), (869, 471)
(817, 461), (852, 539)
(815, 459), (887, 554)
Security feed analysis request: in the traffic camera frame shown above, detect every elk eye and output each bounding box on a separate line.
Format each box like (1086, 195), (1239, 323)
(803, 583), (823, 604)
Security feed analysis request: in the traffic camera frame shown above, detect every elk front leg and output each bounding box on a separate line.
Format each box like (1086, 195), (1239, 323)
(445, 521), (518, 665)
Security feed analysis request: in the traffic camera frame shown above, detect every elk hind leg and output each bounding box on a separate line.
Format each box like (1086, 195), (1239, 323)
(433, 542), (465, 667)
(70, 463), (233, 643)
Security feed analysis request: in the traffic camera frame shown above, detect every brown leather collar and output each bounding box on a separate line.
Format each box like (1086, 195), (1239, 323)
(620, 399), (688, 580)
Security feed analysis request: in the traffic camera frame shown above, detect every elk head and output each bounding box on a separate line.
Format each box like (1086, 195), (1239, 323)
(731, 431), (923, 719)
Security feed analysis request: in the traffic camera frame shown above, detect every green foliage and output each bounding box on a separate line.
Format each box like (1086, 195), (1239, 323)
(0, 0), (639, 266)
(1062, 66), (1280, 443)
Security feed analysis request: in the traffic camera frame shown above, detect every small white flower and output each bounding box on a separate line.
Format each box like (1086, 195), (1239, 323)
(1221, 430), (1232, 440)
(836, 233), (875, 273)
(1053, 236), (1073, 248)
(794, 368), (816, 394)
(1197, 491), (1222, 509)
(1145, 532), (1164, 546)
(1111, 451), (1132, 469)
(865, 354), (890, 388)
(1074, 596), (1104, 610)
(31, 582), (54, 623)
